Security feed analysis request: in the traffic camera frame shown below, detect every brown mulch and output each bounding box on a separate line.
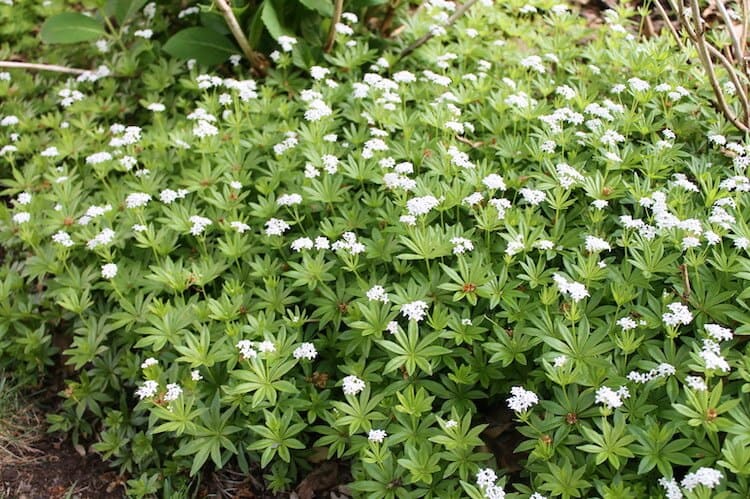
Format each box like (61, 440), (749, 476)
(0, 435), (124, 499)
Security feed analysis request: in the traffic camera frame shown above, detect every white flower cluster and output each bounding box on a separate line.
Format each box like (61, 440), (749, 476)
(85, 151), (112, 165)
(595, 385), (629, 409)
(685, 376), (707, 392)
(58, 88), (85, 107)
(519, 188), (546, 206)
(265, 218), (290, 236)
(52, 231), (74, 247)
(507, 386), (539, 412)
(681, 467), (723, 491)
(278, 35), (297, 52)
(463, 192), (483, 206)
(342, 375), (366, 395)
(400, 300), (429, 322)
(332, 232), (366, 254)
(367, 429), (387, 443)
(705, 323), (733, 342)
(300, 89), (332, 122)
(164, 383), (182, 401)
(555, 163), (584, 189)
(584, 235), (611, 253)
(86, 228), (116, 250)
(277, 193), (303, 206)
(109, 125), (142, 148)
(293, 342), (317, 360)
(366, 285), (389, 303)
(101, 263), (118, 279)
(160, 188), (189, 204)
(552, 273), (589, 302)
(407, 195), (440, 216)
(450, 237), (474, 255)
(12, 212), (30, 224)
(616, 316), (639, 331)
(447, 145), (475, 169)
(482, 174), (506, 190)
(79, 203), (112, 225)
(273, 132), (298, 155)
(188, 107), (219, 138)
(125, 192), (151, 209)
(662, 302), (693, 327)
(489, 198), (512, 219)
(189, 215), (212, 236)
(627, 362), (675, 384)
(700, 339), (730, 372)
(237, 339), (257, 359)
(476, 467), (505, 499)
(136, 380), (159, 400)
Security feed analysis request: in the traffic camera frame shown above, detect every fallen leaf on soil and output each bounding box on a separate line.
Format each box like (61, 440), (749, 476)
(296, 461), (339, 499)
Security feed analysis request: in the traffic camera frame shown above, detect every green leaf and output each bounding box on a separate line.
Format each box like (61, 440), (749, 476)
(163, 27), (239, 66)
(261, 0), (286, 39)
(40, 13), (105, 44)
(200, 11), (231, 36)
(298, 0), (333, 16)
(104, 0), (148, 25)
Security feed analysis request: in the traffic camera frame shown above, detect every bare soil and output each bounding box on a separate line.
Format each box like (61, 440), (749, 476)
(0, 435), (124, 499)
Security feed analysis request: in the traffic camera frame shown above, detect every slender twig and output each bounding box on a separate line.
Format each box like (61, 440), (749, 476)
(653, 0), (684, 49)
(324, 0), (344, 53)
(689, 0), (750, 131)
(707, 44), (750, 123)
(214, 0), (267, 73)
(398, 0), (479, 60)
(716, 0), (744, 68)
(0, 61), (88, 75)
(742, 0), (749, 65)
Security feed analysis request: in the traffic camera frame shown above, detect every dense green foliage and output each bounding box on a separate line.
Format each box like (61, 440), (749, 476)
(3, 1), (750, 498)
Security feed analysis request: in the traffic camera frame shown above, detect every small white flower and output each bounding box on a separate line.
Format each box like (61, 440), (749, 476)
(662, 302), (693, 327)
(101, 263), (118, 279)
(264, 218), (290, 236)
(134, 29), (153, 39)
(507, 386), (539, 412)
(257, 340), (276, 353)
(685, 375), (707, 391)
(705, 324), (733, 342)
(520, 188), (546, 206)
(342, 375), (366, 395)
(585, 235), (611, 253)
(368, 429), (387, 443)
(237, 340), (257, 359)
(191, 370), (203, 381)
(12, 212), (30, 224)
(293, 342), (317, 360)
(483, 174), (506, 190)
(400, 300), (429, 321)
(164, 383), (182, 402)
(681, 467), (723, 491)
(366, 285), (389, 303)
(277, 193), (303, 206)
(595, 386), (629, 409)
(278, 35), (297, 52)
(52, 231), (74, 247)
(189, 215), (212, 236)
(126, 192), (151, 208)
(136, 380), (159, 400)
(141, 357), (158, 369)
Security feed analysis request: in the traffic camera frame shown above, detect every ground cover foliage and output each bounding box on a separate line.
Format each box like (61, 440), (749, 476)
(2, 0), (750, 498)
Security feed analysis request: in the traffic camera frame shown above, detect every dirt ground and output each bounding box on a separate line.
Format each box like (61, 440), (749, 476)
(0, 436), (123, 499)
